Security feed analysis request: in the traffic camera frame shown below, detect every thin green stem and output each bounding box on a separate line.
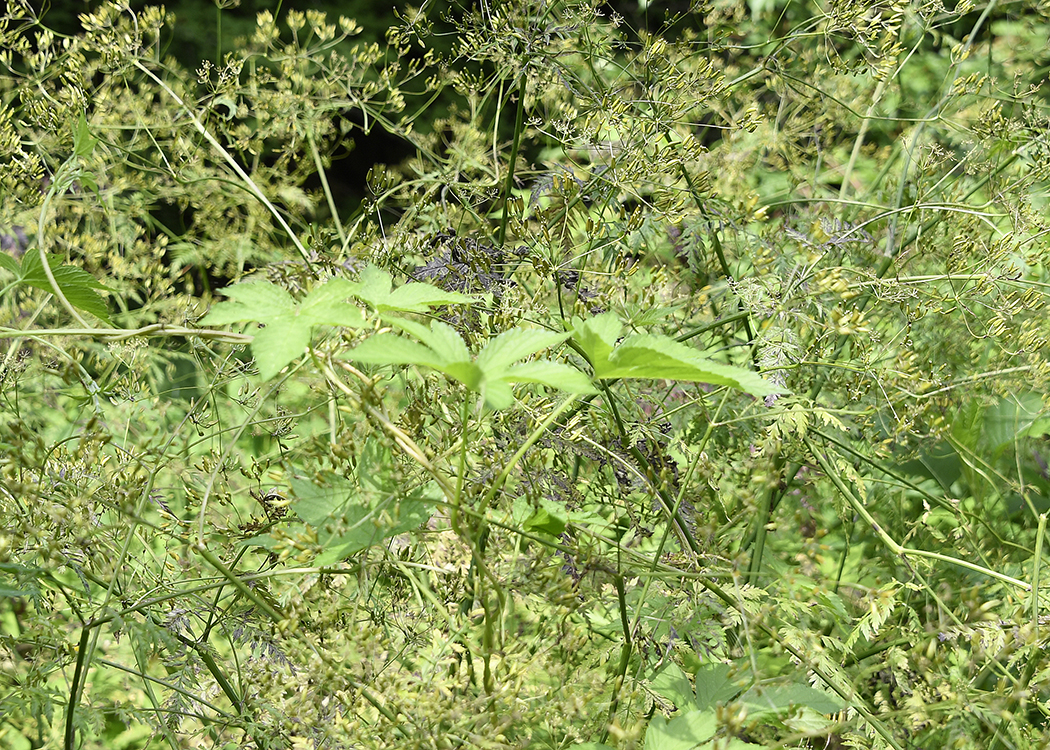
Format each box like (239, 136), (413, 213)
(988, 512), (1050, 748)
(746, 484), (773, 584)
(195, 642), (243, 712)
(1033, 513), (1046, 625)
(453, 392), (470, 533)
(804, 435), (1030, 592)
(480, 395), (579, 512)
(131, 59), (315, 272)
(497, 74), (527, 248)
(193, 542), (285, 622)
(840, 77), (887, 200)
(600, 572), (633, 744)
(306, 125), (346, 245)
(0, 323), (251, 343)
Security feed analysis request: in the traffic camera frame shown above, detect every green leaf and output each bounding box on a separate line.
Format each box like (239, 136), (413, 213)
(285, 464), (436, 566)
(74, 112), (97, 158)
(644, 710), (717, 750)
(0, 252), (19, 276)
(19, 251), (111, 322)
(475, 329), (595, 406)
(693, 663), (741, 711)
(502, 361), (597, 395)
(348, 265), (475, 312)
(442, 360), (485, 391)
(348, 333), (447, 369)
(289, 474), (355, 527)
(77, 172), (100, 197)
(572, 312), (621, 369)
(783, 707), (838, 736)
(476, 328), (572, 372)
(213, 95), (238, 120)
(739, 684), (844, 717)
(523, 500), (567, 536)
(199, 281), (296, 326)
(481, 379), (515, 410)
(297, 278), (366, 328)
(650, 663), (695, 709)
(349, 321), (591, 409)
(607, 335), (780, 395)
(390, 319), (471, 363)
(984, 392), (1044, 452)
(358, 438), (397, 493)
(645, 708), (762, 750)
(200, 278), (365, 380)
(573, 313), (783, 398)
(251, 325), (312, 381)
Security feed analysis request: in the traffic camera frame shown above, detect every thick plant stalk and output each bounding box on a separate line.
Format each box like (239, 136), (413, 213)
(64, 628), (91, 750)
(600, 573), (633, 745)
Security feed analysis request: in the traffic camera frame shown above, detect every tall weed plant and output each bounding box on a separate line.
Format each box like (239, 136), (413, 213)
(1, 0), (1050, 748)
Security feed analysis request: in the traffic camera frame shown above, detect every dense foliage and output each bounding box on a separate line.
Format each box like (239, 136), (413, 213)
(2, 0), (1050, 748)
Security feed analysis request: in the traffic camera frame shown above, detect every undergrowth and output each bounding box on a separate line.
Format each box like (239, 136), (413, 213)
(2, 0), (1050, 748)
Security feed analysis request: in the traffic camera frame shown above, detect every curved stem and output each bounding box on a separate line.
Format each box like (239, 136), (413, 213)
(35, 165), (92, 329)
(804, 435), (1030, 592)
(132, 59), (315, 273)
